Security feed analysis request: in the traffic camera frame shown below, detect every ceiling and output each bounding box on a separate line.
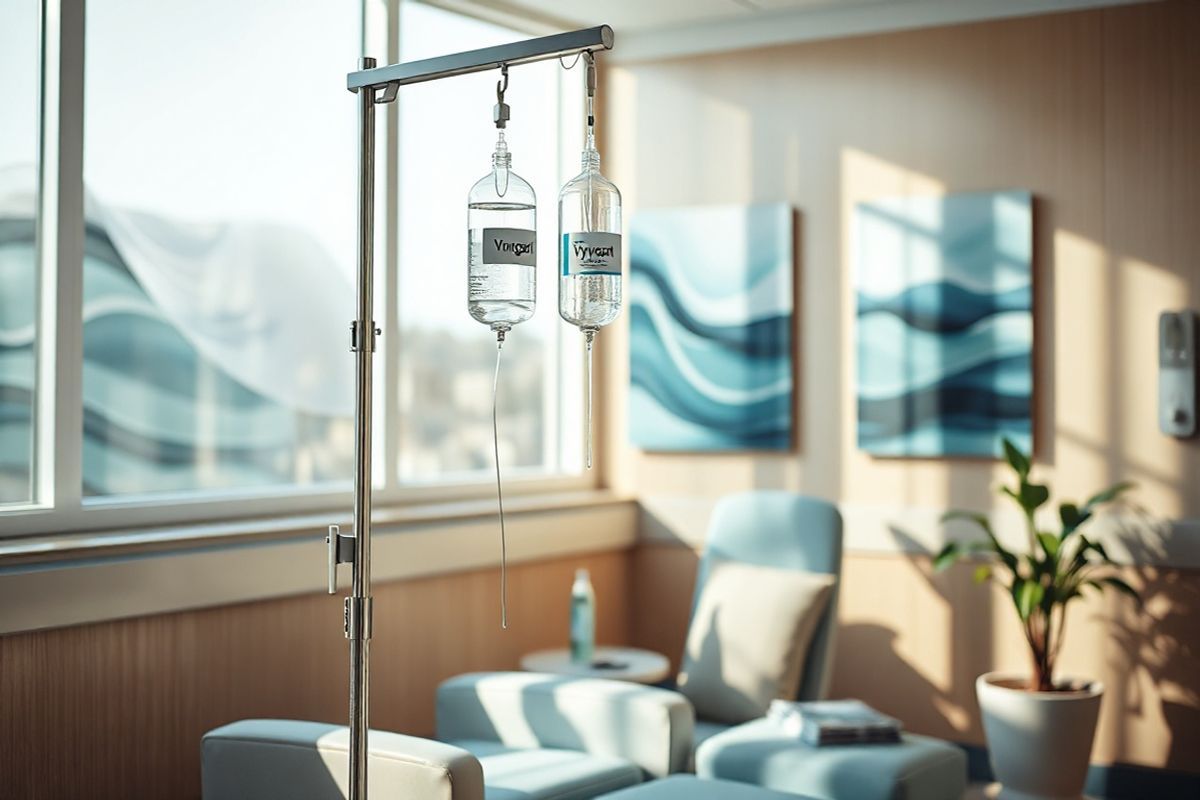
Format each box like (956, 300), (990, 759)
(459, 0), (959, 32)
(442, 0), (1152, 61)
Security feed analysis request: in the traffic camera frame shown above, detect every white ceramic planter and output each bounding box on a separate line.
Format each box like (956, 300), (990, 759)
(976, 672), (1103, 800)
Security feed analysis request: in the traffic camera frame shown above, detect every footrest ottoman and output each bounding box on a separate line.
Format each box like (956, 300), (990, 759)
(696, 718), (967, 800)
(599, 775), (817, 799)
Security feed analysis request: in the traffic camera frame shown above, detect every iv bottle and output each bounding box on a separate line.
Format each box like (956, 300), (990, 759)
(558, 142), (622, 332)
(559, 107), (621, 470)
(569, 568), (596, 664)
(468, 134), (537, 333)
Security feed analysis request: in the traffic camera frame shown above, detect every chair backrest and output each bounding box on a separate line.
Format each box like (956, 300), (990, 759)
(201, 719), (485, 800)
(687, 491), (843, 702)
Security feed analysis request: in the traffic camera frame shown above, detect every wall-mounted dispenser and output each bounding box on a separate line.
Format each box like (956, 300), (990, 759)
(1159, 310), (1197, 438)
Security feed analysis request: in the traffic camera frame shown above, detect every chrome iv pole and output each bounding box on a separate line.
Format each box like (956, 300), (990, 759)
(325, 25), (614, 800)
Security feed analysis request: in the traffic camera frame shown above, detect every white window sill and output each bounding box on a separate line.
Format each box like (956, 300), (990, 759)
(0, 490), (636, 635)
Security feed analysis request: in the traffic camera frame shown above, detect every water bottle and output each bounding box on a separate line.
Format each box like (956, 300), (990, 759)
(468, 133), (536, 335)
(570, 568), (596, 664)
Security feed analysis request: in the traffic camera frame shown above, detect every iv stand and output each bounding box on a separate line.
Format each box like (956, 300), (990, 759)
(327, 24), (614, 800)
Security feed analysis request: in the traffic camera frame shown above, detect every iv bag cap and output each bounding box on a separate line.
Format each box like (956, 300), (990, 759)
(575, 568), (590, 582)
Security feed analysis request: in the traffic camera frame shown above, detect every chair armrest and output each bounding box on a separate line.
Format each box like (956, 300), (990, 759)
(201, 719), (484, 800)
(435, 672), (694, 778)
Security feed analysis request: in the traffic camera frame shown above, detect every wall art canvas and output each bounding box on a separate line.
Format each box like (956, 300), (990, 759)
(855, 190), (1033, 458)
(629, 203), (793, 451)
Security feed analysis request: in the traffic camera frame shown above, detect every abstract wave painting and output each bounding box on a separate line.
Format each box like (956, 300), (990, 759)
(630, 204), (793, 451)
(855, 190), (1032, 458)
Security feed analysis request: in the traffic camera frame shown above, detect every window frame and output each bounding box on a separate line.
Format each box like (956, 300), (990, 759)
(0, 0), (596, 542)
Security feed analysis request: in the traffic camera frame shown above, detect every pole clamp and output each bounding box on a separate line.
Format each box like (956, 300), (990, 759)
(344, 597), (373, 641)
(326, 524), (356, 594)
(350, 320), (381, 352)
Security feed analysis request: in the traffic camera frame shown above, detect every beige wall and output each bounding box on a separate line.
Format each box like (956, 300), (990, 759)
(608, 0), (1200, 773)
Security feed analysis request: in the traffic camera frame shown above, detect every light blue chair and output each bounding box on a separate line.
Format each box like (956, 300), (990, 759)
(687, 491), (844, 747)
(690, 496), (968, 800)
(429, 491), (841, 800)
(435, 672), (693, 799)
(201, 719), (486, 800)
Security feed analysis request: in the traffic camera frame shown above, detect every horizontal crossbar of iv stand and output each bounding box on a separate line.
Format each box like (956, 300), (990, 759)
(347, 25), (613, 92)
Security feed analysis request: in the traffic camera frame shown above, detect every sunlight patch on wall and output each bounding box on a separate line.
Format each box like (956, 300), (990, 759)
(1053, 228), (1112, 498)
(1117, 255), (1187, 517)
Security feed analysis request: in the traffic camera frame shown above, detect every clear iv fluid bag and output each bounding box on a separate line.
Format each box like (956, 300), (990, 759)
(558, 146), (622, 330)
(559, 137), (622, 470)
(469, 140), (537, 332)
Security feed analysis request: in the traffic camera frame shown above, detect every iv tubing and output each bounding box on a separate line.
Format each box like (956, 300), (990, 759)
(584, 328), (595, 470)
(492, 331), (508, 629)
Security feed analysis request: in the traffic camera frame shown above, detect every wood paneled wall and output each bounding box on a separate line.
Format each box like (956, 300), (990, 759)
(0, 549), (631, 800)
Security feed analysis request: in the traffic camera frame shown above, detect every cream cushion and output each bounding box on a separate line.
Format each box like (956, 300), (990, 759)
(677, 559), (835, 724)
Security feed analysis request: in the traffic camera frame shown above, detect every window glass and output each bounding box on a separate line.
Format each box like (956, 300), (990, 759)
(0, 1), (40, 504)
(396, 3), (580, 481)
(83, 0), (359, 496)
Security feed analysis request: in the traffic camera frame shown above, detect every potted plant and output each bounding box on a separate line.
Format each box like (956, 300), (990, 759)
(935, 438), (1139, 800)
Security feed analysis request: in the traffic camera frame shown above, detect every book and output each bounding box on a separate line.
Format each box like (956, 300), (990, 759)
(767, 699), (903, 746)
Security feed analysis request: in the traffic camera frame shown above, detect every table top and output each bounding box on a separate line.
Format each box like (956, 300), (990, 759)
(520, 646), (671, 684)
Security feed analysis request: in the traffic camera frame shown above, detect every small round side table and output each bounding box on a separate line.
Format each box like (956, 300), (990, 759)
(520, 646), (670, 685)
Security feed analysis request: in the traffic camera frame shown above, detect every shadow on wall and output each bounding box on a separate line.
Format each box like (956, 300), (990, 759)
(1103, 567), (1200, 773)
(831, 622), (960, 737)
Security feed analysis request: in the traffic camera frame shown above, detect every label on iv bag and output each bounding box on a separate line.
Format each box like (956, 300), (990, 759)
(562, 232), (621, 276)
(481, 228), (537, 267)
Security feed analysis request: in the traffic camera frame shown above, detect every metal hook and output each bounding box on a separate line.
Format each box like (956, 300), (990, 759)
(494, 64), (511, 129)
(497, 64), (509, 103)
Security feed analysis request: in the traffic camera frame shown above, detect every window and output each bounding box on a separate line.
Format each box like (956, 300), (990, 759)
(82, 0), (360, 497)
(0, 1), (40, 506)
(1, 0), (587, 536)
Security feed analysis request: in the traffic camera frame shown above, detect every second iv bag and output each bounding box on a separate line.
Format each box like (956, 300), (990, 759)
(559, 52), (622, 469)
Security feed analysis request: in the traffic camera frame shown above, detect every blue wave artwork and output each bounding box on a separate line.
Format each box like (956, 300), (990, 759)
(629, 204), (793, 451)
(855, 190), (1033, 458)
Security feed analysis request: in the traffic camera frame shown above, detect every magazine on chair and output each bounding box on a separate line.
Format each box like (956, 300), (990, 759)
(767, 699), (903, 746)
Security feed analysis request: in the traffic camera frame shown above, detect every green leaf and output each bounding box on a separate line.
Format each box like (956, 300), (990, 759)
(944, 511), (1018, 572)
(1084, 481), (1135, 511)
(1037, 532), (1060, 559)
(1020, 482), (1051, 514)
(1002, 437), (1031, 478)
(973, 564), (993, 584)
(1013, 579), (1045, 620)
(933, 542), (961, 572)
(1100, 576), (1142, 605)
(1060, 584), (1083, 602)
(1076, 537), (1114, 564)
(1059, 503), (1091, 538)
(1039, 582), (1058, 612)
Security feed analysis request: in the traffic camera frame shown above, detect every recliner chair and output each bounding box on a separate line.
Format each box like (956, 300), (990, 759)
(201, 719), (485, 800)
(434, 492), (842, 773)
